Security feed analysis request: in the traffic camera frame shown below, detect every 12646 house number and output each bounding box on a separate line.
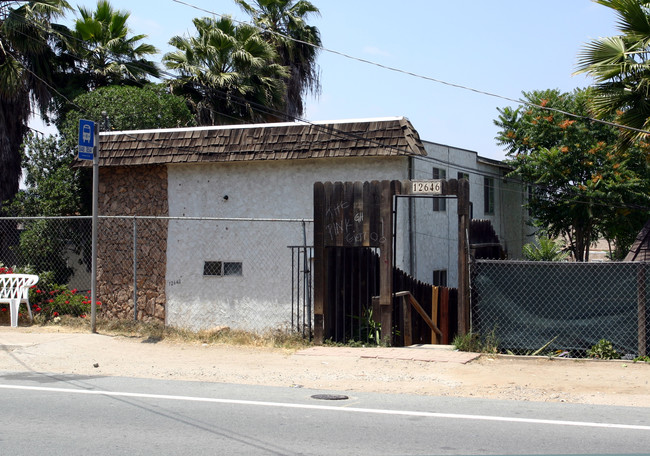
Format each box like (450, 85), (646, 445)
(411, 180), (442, 194)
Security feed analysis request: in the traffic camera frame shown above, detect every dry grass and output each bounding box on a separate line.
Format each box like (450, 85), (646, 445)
(42, 316), (312, 350)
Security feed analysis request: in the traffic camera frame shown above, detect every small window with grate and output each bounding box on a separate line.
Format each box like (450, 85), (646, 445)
(204, 261), (243, 277)
(223, 262), (242, 276)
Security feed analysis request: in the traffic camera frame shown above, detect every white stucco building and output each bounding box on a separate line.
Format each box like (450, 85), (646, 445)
(92, 117), (529, 331)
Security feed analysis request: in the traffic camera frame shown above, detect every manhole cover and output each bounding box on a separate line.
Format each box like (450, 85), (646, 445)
(311, 394), (349, 401)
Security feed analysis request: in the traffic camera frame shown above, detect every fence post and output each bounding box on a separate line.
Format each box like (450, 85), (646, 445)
(457, 178), (471, 336)
(291, 246), (296, 332)
(90, 125), (100, 333)
(638, 263), (647, 357)
(401, 295), (412, 346)
(302, 221), (312, 339)
(133, 216), (138, 321)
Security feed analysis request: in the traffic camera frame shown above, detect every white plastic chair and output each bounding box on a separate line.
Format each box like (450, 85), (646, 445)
(0, 274), (40, 327)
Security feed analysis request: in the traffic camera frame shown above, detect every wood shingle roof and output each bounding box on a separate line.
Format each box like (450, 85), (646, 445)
(81, 117), (426, 167)
(625, 219), (650, 262)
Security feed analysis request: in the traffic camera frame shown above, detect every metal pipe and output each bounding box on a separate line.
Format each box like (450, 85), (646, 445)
(291, 247), (295, 332)
(133, 216), (138, 321)
(90, 127), (99, 333)
(302, 221), (311, 338)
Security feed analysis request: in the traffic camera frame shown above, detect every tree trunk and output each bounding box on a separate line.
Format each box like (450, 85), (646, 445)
(0, 94), (30, 210)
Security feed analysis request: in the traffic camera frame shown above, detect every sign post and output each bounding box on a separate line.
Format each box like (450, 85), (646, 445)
(78, 119), (98, 333)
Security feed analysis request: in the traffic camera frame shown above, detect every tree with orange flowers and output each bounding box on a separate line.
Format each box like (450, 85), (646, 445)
(495, 88), (650, 261)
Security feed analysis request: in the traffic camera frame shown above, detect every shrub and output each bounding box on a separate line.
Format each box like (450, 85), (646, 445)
(30, 284), (94, 320)
(453, 330), (499, 354)
(523, 235), (570, 261)
(587, 339), (621, 360)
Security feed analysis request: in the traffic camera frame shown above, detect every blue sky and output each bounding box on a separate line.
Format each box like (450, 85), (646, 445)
(45, 0), (620, 160)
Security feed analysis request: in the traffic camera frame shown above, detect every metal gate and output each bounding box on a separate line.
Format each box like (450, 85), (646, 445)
(289, 245), (313, 338)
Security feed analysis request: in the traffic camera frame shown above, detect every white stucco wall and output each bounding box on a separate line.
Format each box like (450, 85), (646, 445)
(165, 156), (410, 331)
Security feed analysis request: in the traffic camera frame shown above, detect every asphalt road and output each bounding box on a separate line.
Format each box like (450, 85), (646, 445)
(1, 371), (649, 455)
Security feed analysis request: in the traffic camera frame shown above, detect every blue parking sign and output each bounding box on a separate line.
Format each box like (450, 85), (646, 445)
(78, 119), (95, 160)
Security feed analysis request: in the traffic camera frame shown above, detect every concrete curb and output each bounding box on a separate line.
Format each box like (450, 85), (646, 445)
(295, 345), (480, 364)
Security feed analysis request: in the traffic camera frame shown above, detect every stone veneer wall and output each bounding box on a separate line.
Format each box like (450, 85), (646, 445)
(97, 166), (168, 321)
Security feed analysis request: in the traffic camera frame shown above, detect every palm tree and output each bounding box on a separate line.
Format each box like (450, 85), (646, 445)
(575, 0), (650, 147)
(235, 0), (321, 119)
(163, 15), (288, 125)
(72, 0), (159, 89)
(0, 0), (70, 209)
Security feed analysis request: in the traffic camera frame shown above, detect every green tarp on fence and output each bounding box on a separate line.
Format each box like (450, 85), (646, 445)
(471, 260), (648, 357)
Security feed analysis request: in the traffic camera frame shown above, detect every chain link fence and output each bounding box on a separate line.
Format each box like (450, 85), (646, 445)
(471, 259), (649, 358)
(0, 217), (92, 324)
(0, 216), (314, 333)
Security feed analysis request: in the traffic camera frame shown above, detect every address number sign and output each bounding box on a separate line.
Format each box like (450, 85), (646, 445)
(410, 180), (442, 195)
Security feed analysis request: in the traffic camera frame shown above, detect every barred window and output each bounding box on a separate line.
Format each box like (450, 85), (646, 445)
(203, 261), (243, 277)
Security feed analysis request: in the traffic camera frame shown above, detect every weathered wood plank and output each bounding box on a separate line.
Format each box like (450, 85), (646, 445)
(379, 180), (394, 345)
(440, 287), (450, 344)
(313, 182), (325, 344)
(394, 291), (442, 340)
(432, 286), (440, 344)
(401, 294), (412, 346)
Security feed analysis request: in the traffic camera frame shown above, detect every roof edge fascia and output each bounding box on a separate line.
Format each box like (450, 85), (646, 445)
(99, 116), (407, 137)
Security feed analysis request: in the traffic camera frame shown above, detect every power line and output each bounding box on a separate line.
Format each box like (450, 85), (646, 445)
(172, 0), (650, 137)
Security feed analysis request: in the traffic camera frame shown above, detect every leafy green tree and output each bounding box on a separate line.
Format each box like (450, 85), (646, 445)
(235, 0), (321, 119)
(8, 133), (79, 217)
(6, 133), (81, 283)
(59, 84), (195, 136)
(575, 0), (650, 148)
(71, 0), (159, 89)
(495, 88), (650, 261)
(0, 0), (71, 209)
(163, 15), (289, 125)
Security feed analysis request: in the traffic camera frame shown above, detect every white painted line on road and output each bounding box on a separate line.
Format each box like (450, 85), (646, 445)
(1, 384), (648, 431)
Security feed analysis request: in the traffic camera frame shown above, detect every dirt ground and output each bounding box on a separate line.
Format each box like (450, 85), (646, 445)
(0, 326), (649, 407)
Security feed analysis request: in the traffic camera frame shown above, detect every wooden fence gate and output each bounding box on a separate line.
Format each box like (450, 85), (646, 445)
(313, 179), (469, 346)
